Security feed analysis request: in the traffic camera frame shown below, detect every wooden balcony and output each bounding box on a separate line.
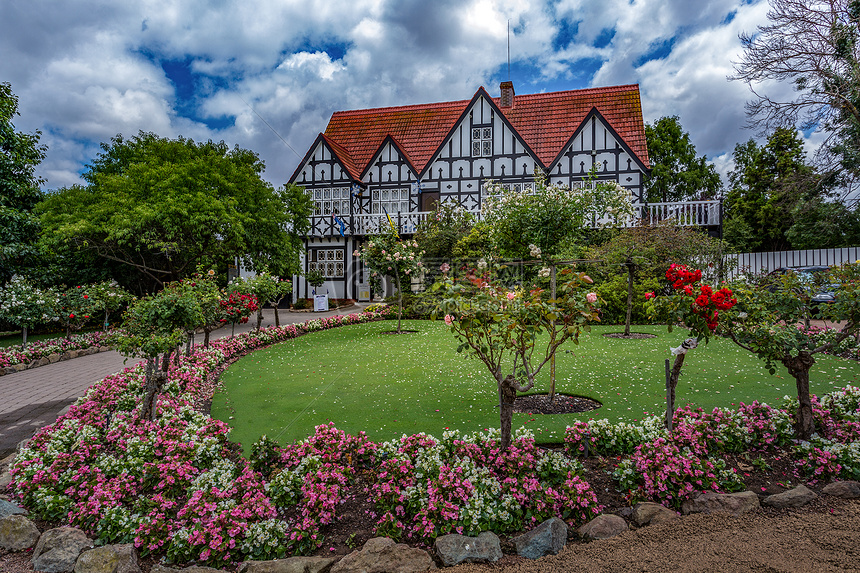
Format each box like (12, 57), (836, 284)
(306, 200), (722, 238)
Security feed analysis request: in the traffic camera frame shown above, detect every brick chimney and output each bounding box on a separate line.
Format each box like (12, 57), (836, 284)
(500, 81), (515, 109)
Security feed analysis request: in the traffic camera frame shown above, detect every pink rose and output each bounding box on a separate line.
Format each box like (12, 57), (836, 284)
(586, 292), (598, 304)
(506, 292), (516, 300)
(444, 314), (454, 326)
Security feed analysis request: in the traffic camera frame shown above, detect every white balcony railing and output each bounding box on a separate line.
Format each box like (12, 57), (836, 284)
(307, 200), (721, 237)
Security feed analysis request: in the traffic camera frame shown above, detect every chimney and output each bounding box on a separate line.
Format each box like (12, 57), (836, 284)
(500, 81), (515, 109)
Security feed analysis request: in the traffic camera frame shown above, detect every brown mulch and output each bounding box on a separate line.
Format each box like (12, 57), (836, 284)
(513, 394), (602, 414)
(603, 332), (657, 339)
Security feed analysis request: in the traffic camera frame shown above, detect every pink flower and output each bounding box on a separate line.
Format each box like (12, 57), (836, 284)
(586, 292), (597, 304)
(506, 292), (516, 300)
(439, 263), (450, 273)
(644, 292), (655, 300)
(444, 314), (454, 326)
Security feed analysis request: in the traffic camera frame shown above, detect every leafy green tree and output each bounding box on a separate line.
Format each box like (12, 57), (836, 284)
(731, 0), (860, 190)
(643, 116), (722, 203)
(0, 275), (58, 347)
(724, 128), (817, 252)
(415, 203), (475, 282)
(355, 233), (424, 333)
(483, 171), (633, 262)
(37, 132), (309, 293)
(0, 82), (46, 284)
(434, 265), (600, 449)
(786, 197), (860, 249)
(231, 272), (284, 331)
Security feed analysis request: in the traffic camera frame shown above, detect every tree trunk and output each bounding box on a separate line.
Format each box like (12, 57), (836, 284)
(666, 353), (686, 430)
(273, 305), (280, 328)
(231, 322), (236, 338)
(141, 357), (157, 420)
(625, 257), (634, 337)
(104, 309), (110, 331)
(22, 326), (28, 349)
(65, 325), (71, 340)
(256, 308), (263, 331)
(395, 269), (403, 334)
(203, 328), (211, 348)
(499, 374), (517, 450)
(783, 352), (816, 440)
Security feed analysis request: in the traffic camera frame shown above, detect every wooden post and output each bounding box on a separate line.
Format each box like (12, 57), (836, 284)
(549, 264), (557, 402)
(665, 358), (673, 433)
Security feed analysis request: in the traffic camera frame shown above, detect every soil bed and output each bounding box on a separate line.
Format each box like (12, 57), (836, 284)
(513, 393), (602, 414)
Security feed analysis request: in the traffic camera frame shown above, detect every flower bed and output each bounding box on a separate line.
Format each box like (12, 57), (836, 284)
(7, 305), (860, 567)
(0, 330), (112, 370)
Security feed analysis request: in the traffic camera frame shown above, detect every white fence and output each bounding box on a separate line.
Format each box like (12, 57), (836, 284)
(723, 247), (860, 279)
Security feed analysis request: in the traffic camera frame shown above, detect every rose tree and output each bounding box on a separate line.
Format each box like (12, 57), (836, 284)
(355, 232), (424, 333)
(718, 264), (860, 440)
(434, 265), (600, 449)
(647, 264), (737, 428)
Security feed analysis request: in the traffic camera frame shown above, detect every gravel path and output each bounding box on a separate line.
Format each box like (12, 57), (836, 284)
(451, 501), (860, 573)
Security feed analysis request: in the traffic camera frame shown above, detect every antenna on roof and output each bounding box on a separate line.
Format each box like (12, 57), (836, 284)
(238, 95), (302, 160)
(507, 20), (511, 80)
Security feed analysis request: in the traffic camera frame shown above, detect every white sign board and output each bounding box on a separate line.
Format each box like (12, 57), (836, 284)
(314, 294), (329, 312)
(357, 283), (370, 302)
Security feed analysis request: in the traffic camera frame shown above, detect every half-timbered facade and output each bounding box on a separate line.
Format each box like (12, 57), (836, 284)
(289, 82), (659, 300)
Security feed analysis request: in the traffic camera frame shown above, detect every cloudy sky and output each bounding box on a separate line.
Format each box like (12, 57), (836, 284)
(1, 0), (797, 192)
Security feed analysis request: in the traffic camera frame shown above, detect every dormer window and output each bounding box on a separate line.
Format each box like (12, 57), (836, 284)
(471, 126), (492, 157)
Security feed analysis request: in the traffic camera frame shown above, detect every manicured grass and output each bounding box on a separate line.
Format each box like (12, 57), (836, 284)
(211, 320), (860, 452)
(0, 330), (68, 348)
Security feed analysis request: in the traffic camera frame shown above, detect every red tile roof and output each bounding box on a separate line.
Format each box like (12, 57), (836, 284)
(322, 84), (649, 178)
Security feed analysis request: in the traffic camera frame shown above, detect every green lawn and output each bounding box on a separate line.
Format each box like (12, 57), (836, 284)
(0, 330), (70, 348)
(211, 320), (860, 453)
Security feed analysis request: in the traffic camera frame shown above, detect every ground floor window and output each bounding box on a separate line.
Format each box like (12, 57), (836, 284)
(307, 248), (344, 277)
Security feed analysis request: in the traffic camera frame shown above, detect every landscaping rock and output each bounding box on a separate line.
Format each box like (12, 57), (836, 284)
(331, 537), (436, 572)
(434, 531), (502, 566)
(238, 557), (337, 573)
(577, 514), (628, 541)
(512, 517), (567, 559)
(0, 498), (26, 518)
(822, 480), (860, 499)
(32, 526), (93, 573)
(681, 491), (760, 517)
(74, 543), (139, 573)
(37, 357), (50, 367)
(151, 566), (227, 573)
(632, 502), (679, 527)
(48, 352), (61, 363)
(763, 485), (817, 509)
(0, 514), (40, 550)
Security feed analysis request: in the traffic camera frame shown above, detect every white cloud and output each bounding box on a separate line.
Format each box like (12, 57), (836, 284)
(1, 0), (832, 193)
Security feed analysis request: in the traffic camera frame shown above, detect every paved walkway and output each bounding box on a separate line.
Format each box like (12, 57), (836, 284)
(0, 304), (371, 457)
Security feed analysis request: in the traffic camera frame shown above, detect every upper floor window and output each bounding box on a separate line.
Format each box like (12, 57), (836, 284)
(471, 126), (492, 157)
(483, 180), (534, 203)
(371, 187), (410, 214)
(310, 187), (350, 216)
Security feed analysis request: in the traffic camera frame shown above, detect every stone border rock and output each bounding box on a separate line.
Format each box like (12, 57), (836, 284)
(0, 345), (112, 377)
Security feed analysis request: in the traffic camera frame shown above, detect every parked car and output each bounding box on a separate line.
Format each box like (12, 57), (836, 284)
(766, 266), (839, 312)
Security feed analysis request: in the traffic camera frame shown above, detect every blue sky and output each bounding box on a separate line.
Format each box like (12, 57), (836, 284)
(1, 0), (805, 191)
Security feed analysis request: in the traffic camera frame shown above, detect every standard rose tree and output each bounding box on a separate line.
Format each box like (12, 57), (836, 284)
(718, 263), (860, 439)
(355, 232), (424, 334)
(647, 264), (737, 429)
(435, 263), (600, 449)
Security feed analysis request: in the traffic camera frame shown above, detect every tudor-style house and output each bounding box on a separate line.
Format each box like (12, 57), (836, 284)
(288, 82), (717, 300)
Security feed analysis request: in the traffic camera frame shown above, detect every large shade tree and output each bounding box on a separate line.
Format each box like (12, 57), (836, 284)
(731, 0), (860, 193)
(0, 82), (46, 285)
(37, 132), (311, 294)
(643, 116), (722, 203)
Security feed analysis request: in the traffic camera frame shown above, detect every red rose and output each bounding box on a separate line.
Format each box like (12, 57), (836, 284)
(683, 285), (693, 295)
(695, 294), (709, 307)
